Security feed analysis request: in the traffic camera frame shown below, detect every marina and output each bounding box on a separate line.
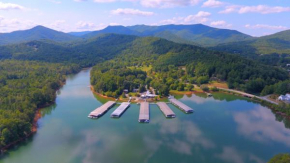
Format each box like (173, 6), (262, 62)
(88, 101), (116, 118)
(111, 102), (130, 118)
(170, 98), (194, 113)
(156, 102), (176, 118)
(139, 102), (150, 123)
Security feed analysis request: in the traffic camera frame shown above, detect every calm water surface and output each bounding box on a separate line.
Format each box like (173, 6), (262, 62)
(1, 69), (290, 163)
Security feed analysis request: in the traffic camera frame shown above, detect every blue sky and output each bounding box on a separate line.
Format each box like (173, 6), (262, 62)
(0, 0), (289, 36)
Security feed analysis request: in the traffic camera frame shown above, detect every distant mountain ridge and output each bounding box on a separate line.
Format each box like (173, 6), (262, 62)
(80, 24), (253, 46)
(0, 26), (78, 45)
(213, 29), (290, 56)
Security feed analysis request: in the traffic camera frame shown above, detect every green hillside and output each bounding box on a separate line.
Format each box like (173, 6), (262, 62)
(213, 30), (290, 55)
(0, 33), (288, 95)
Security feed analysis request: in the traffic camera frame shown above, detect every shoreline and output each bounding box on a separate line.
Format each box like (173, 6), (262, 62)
(0, 102), (56, 154)
(0, 77), (69, 153)
(90, 85), (290, 120)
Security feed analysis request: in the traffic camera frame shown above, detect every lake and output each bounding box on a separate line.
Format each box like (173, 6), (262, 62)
(1, 69), (290, 163)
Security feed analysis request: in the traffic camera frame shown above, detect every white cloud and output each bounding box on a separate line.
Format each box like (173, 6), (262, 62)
(202, 0), (224, 8)
(239, 5), (290, 14)
(245, 24), (288, 30)
(76, 21), (97, 30)
(75, 21), (120, 31)
(111, 8), (154, 16)
(219, 5), (240, 14)
(211, 20), (232, 28)
(49, 0), (62, 4)
(94, 0), (116, 2)
(92, 0), (201, 8)
(184, 11), (211, 23)
(0, 2), (25, 10)
(0, 17), (36, 32)
(140, 0), (201, 8)
(74, 0), (87, 2)
(161, 11), (211, 24)
(220, 5), (290, 14)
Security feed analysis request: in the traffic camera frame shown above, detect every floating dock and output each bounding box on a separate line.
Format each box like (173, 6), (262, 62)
(170, 99), (194, 113)
(156, 102), (176, 118)
(139, 102), (150, 123)
(111, 102), (130, 118)
(88, 101), (116, 118)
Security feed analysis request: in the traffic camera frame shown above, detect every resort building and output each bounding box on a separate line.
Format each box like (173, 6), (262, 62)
(278, 94), (290, 101)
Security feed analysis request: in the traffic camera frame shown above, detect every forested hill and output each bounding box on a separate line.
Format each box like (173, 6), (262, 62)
(0, 60), (80, 150)
(85, 35), (289, 96)
(212, 30), (290, 63)
(0, 26), (79, 45)
(0, 33), (288, 94)
(0, 34), (138, 67)
(80, 24), (253, 46)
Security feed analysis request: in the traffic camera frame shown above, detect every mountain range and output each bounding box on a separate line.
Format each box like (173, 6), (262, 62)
(0, 24), (290, 58)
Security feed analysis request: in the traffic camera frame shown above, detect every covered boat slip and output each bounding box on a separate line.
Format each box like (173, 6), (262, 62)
(156, 102), (176, 118)
(88, 101), (116, 118)
(170, 98), (194, 113)
(111, 102), (130, 118)
(139, 102), (150, 123)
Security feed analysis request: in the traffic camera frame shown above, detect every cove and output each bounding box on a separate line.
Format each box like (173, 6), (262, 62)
(1, 69), (290, 163)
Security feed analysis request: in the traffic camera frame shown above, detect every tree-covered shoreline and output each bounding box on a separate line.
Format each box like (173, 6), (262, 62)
(0, 60), (80, 151)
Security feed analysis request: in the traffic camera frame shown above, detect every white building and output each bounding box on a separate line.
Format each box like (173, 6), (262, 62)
(278, 94), (290, 101)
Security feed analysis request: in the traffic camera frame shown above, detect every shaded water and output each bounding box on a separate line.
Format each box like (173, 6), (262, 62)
(1, 69), (290, 163)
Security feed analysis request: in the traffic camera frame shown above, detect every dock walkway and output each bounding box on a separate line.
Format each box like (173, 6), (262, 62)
(111, 102), (130, 118)
(156, 102), (175, 118)
(170, 99), (194, 113)
(88, 101), (116, 118)
(139, 102), (150, 123)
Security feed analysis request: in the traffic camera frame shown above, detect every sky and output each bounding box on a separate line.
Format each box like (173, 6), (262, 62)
(0, 0), (289, 36)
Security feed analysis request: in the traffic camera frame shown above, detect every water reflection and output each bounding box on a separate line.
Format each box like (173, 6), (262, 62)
(40, 104), (57, 117)
(215, 146), (265, 163)
(154, 118), (215, 155)
(234, 106), (290, 146)
(182, 93), (220, 104)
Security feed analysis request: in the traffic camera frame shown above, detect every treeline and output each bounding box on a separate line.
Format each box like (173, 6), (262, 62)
(91, 62), (147, 98)
(261, 80), (290, 96)
(0, 34), (137, 68)
(0, 60), (80, 149)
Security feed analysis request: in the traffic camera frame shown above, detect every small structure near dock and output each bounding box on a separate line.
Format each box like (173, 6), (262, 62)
(111, 102), (130, 118)
(139, 102), (150, 123)
(88, 101), (116, 119)
(156, 102), (176, 118)
(170, 98), (194, 113)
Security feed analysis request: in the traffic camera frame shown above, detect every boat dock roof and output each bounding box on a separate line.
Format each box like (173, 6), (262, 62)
(139, 102), (150, 123)
(88, 101), (116, 118)
(170, 99), (194, 113)
(111, 102), (130, 118)
(156, 102), (176, 118)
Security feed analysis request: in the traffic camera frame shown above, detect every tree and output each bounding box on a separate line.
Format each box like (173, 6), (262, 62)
(269, 154), (290, 163)
(186, 84), (194, 91)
